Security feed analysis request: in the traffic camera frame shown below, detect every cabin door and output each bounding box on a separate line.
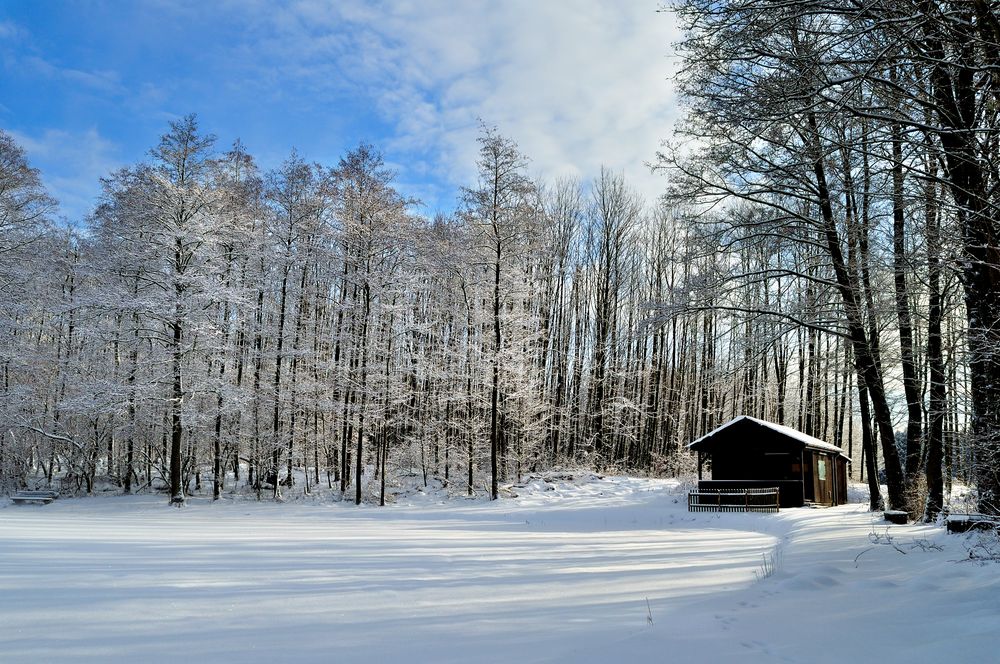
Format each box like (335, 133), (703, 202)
(802, 451), (814, 502)
(814, 453), (832, 505)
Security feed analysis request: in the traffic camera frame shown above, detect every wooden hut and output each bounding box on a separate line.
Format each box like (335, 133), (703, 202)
(688, 416), (850, 508)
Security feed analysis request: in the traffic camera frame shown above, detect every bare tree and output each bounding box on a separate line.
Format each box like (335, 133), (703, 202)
(463, 126), (537, 500)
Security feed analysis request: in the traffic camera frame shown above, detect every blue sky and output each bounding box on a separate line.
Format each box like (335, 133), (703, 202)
(0, 1), (678, 222)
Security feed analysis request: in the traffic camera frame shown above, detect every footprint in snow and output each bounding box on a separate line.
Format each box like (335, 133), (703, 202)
(741, 640), (772, 655)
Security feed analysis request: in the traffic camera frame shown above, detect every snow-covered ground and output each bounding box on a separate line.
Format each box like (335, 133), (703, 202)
(1, 476), (997, 663)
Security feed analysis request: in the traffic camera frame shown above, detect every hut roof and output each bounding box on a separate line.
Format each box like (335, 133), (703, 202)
(687, 415), (851, 460)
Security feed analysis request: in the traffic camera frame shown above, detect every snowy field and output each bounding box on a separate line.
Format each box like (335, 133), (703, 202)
(1, 476), (998, 663)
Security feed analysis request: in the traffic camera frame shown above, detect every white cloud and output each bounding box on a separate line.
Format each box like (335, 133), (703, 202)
(22, 56), (125, 95)
(247, 0), (680, 208)
(5, 2), (681, 216)
(0, 18), (27, 42)
(0, 18), (125, 97)
(10, 128), (121, 221)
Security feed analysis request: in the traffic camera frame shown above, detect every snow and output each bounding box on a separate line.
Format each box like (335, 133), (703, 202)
(1, 476), (997, 663)
(689, 415), (851, 457)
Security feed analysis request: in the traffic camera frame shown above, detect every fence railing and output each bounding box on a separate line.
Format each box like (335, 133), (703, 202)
(687, 487), (780, 513)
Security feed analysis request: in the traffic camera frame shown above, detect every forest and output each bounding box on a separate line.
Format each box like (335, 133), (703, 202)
(2, 0), (999, 521)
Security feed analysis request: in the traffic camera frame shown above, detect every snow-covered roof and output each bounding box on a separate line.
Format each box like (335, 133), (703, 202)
(687, 415), (850, 459)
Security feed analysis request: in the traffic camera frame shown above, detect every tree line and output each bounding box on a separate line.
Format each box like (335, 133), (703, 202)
(662, 0), (1000, 518)
(1, 1), (998, 518)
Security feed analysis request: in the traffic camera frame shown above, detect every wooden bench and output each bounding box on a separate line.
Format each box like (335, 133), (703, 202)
(10, 490), (59, 505)
(946, 513), (998, 533)
(687, 487), (780, 513)
(884, 510), (909, 525)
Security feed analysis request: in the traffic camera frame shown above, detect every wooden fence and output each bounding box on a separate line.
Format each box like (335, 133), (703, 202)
(687, 487), (780, 513)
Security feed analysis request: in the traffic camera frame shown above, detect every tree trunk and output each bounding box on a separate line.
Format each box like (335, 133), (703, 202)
(891, 121), (923, 512)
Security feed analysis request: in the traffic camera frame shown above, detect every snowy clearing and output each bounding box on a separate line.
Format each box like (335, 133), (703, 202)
(1, 476), (997, 663)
